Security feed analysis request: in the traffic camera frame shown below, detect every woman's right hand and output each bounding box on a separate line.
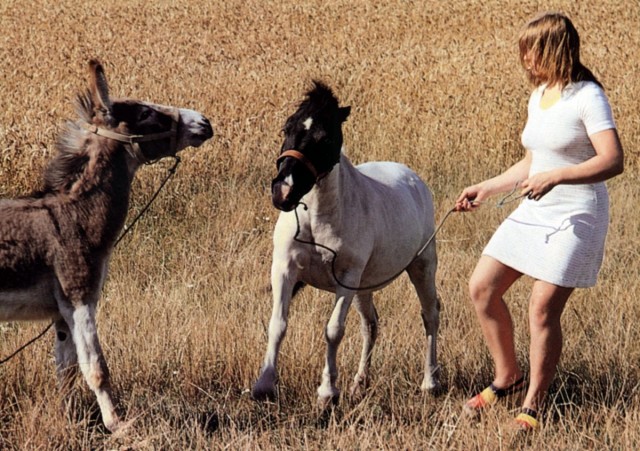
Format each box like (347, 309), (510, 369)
(456, 153), (532, 212)
(455, 184), (486, 212)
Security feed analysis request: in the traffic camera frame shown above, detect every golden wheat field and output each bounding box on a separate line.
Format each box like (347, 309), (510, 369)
(0, 0), (639, 449)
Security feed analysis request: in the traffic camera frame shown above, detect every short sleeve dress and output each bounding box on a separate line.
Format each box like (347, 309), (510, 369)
(482, 81), (617, 288)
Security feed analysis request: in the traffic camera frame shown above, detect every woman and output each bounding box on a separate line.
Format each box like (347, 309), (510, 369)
(456, 12), (624, 431)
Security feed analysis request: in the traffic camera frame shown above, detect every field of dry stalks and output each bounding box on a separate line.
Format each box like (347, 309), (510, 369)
(1, 0), (638, 449)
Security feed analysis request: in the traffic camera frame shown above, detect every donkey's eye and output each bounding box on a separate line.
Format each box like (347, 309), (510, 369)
(138, 107), (152, 121)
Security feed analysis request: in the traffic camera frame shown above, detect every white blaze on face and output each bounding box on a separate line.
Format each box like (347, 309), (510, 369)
(303, 117), (313, 130)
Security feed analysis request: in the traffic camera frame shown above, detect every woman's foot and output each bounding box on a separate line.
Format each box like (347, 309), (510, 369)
(514, 407), (540, 431)
(463, 376), (526, 417)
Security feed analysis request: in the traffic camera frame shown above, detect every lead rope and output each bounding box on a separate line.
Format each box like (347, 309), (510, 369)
(115, 156), (181, 246)
(292, 204), (456, 291)
(0, 156), (181, 365)
(292, 182), (527, 292)
(0, 322), (54, 365)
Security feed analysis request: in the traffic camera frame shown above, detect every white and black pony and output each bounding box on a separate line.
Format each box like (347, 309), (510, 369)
(252, 81), (440, 407)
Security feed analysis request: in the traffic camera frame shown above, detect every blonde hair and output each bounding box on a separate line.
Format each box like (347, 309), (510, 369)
(518, 12), (601, 88)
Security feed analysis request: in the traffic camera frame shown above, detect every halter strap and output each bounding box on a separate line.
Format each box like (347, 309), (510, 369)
(81, 107), (179, 165)
(276, 149), (320, 180)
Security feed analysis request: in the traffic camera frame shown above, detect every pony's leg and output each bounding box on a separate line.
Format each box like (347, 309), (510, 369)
(406, 246), (441, 393)
(349, 293), (378, 400)
(317, 289), (356, 407)
(252, 267), (297, 401)
(58, 302), (121, 432)
(54, 318), (78, 411)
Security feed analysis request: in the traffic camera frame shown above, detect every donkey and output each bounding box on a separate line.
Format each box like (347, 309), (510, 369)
(252, 81), (440, 407)
(0, 60), (213, 432)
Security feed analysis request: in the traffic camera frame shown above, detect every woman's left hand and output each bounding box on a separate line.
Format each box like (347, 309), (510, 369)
(519, 171), (558, 201)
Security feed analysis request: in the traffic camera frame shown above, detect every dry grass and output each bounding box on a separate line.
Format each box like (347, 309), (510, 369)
(1, 0), (639, 449)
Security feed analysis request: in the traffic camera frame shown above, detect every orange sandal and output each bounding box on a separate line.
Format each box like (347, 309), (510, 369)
(514, 407), (540, 431)
(463, 376), (526, 416)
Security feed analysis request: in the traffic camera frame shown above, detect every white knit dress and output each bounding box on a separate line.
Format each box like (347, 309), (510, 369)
(483, 81), (616, 288)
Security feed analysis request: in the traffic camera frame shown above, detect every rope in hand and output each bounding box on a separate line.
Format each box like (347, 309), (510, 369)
(467, 182), (528, 208)
(0, 156), (181, 366)
(292, 182), (526, 292)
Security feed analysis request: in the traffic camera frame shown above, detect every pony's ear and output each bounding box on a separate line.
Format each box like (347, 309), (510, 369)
(88, 59), (112, 121)
(338, 106), (351, 123)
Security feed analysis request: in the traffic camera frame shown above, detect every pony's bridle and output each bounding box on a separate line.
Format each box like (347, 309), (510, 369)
(82, 107), (180, 165)
(276, 149), (329, 181)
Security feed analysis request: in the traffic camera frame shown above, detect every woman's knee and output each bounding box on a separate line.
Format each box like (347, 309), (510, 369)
(468, 274), (495, 311)
(528, 282), (573, 330)
(468, 257), (520, 308)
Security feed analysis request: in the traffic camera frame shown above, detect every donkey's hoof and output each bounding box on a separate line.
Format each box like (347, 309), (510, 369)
(104, 415), (123, 434)
(108, 418), (135, 437)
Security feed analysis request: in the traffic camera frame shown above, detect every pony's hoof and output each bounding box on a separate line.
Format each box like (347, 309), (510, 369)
(421, 380), (445, 397)
(251, 385), (276, 402)
(349, 376), (369, 401)
(252, 370), (278, 402)
(317, 393), (340, 410)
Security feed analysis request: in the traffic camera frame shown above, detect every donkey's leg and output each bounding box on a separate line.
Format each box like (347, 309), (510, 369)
(58, 302), (121, 432)
(54, 318), (78, 409)
(317, 288), (356, 407)
(406, 246), (441, 393)
(349, 293), (378, 400)
(252, 265), (298, 401)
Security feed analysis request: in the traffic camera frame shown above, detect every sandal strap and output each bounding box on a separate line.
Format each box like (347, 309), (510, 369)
(515, 409), (540, 430)
(489, 375), (525, 397)
(465, 386), (497, 409)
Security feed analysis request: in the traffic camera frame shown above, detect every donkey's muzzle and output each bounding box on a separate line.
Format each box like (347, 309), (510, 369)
(192, 117), (214, 146)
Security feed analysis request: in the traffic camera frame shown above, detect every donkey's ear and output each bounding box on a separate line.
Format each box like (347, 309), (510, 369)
(338, 106), (351, 123)
(88, 59), (112, 116)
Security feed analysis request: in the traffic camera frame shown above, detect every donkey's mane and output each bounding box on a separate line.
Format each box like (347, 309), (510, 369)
(42, 90), (102, 193)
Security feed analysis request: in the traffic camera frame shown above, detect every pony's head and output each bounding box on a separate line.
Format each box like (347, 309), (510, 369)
(76, 60), (213, 164)
(271, 81), (350, 211)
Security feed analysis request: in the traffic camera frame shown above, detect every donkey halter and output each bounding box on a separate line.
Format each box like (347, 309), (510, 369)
(276, 149), (327, 181)
(82, 107), (180, 165)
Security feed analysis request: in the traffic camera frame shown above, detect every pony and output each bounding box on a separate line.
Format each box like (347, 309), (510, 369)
(252, 81), (440, 407)
(0, 60), (213, 432)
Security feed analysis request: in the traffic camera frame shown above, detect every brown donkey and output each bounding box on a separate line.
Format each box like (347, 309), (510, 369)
(0, 60), (213, 432)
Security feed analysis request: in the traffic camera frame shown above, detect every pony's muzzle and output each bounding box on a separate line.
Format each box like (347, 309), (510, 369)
(271, 179), (295, 211)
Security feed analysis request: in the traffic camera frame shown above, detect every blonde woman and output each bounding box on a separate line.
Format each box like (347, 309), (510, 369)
(455, 12), (624, 430)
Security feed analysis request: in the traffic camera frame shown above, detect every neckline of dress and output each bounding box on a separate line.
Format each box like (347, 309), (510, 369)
(539, 84), (562, 110)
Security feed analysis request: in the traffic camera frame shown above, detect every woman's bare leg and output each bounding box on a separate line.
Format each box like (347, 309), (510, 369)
(523, 280), (573, 412)
(468, 255), (524, 387)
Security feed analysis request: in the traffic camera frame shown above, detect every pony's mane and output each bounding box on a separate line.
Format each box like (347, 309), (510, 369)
(301, 81), (340, 113)
(42, 90), (97, 193)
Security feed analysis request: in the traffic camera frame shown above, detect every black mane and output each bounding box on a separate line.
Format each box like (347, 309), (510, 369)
(302, 80), (340, 113)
